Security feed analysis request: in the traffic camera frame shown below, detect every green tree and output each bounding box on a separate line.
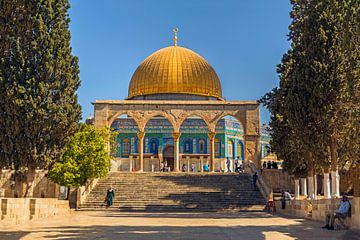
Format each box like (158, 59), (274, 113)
(262, 0), (359, 196)
(260, 86), (308, 179)
(48, 124), (112, 187)
(0, 0), (81, 196)
(284, 0), (359, 195)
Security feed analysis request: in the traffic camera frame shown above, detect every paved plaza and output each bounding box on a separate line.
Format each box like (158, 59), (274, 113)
(1, 211), (359, 240)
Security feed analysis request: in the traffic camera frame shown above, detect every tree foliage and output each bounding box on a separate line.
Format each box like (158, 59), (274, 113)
(261, 0), (359, 177)
(0, 0), (81, 196)
(48, 124), (113, 187)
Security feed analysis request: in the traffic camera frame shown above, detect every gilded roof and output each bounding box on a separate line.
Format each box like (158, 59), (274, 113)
(128, 46), (222, 99)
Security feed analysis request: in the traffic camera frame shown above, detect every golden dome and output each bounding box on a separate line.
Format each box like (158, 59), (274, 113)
(128, 46), (222, 99)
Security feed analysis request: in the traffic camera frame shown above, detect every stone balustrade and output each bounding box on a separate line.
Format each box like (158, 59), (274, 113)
(0, 198), (70, 225)
(275, 197), (360, 230)
(245, 161), (273, 201)
(75, 178), (99, 208)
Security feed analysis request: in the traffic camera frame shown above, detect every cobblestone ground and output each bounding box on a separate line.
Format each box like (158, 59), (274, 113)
(0, 211), (359, 240)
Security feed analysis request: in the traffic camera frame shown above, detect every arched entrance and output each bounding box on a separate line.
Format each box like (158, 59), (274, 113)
(163, 146), (175, 171)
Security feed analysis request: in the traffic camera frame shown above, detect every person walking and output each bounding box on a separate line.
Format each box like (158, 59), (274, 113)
(252, 172), (258, 190)
(234, 159), (239, 173)
(226, 157), (231, 172)
(105, 186), (115, 208)
(160, 161), (164, 172)
(190, 163), (195, 172)
(281, 190), (293, 209)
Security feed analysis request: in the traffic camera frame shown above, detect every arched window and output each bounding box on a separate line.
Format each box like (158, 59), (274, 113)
(198, 139), (206, 154)
(183, 138), (192, 153)
(237, 141), (243, 160)
(149, 138), (159, 154)
(227, 139), (234, 159)
(215, 138), (220, 157)
(122, 138), (130, 156)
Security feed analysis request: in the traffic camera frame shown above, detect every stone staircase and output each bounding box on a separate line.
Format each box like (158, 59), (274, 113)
(80, 172), (266, 211)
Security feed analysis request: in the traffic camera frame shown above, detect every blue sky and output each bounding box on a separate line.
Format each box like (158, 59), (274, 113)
(68, 0), (292, 124)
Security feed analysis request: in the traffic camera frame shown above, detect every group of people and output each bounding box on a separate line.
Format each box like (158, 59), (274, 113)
(262, 161), (278, 169)
(182, 163), (196, 172)
(159, 161), (171, 172)
(226, 158), (244, 173)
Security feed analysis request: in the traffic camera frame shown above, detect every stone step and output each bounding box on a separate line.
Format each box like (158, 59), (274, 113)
(79, 205), (266, 212)
(81, 172), (266, 212)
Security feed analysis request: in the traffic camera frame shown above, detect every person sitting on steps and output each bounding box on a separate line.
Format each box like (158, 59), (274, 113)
(322, 195), (351, 230)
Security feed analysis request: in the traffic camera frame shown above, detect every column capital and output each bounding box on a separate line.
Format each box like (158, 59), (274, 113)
(173, 132), (181, 141)
(208, 131), (216, 140)
(137, 131), (145, 139)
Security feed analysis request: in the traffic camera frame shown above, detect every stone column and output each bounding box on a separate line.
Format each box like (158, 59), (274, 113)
(324, 171), (331, 199)
(294, 178), (300, 200)
(208, 131), (216, 172)
(330, 137), (340, 198)
(186, 156), (190, 173)
(137, 131), (145, 172)
(300, 178), (307, 197)
(173, 132), (181, 172)
(331, 170), (340, 198)
(307, 176), (315, 199)
(129, 156), (133, 172)
(200, 156), (204, 172)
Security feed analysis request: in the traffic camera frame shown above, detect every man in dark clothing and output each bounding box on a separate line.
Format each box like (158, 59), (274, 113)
(252, 172), (258, 190)
(262, 161), (267, 169)
(267, 161), (272, 169)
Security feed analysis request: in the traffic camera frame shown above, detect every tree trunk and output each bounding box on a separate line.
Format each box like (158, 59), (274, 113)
(307, 152), (315, 199)
(14, 174), (23, 198)
(24, 164), (36, 198)
(354, 165), (360, 197)
(330, 136), (340, 198)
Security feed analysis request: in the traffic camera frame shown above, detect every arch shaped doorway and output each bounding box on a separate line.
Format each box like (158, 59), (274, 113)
(163, 146), (174, 171)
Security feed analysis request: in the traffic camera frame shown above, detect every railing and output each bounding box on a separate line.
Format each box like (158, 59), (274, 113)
(244, 160), (273, 201)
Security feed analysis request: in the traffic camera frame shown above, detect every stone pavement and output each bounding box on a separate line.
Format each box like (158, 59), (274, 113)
(0, 211), (359, 240)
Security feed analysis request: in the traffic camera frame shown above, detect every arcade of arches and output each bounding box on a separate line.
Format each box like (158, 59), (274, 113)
(94, 100), (261, 172)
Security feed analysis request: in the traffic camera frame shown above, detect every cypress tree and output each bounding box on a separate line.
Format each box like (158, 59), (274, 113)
(261, 0), (359, 196)
(283, 0), (359, 196)
(0, 0), (81, 197)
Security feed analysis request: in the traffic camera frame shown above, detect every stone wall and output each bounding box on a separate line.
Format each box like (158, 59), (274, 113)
(0, 170), (14, 197)
(275, 197), (360, 230)
(0, 198), (70, 225)
(0, 170), (59, 198)
(261, 169), (294, 193)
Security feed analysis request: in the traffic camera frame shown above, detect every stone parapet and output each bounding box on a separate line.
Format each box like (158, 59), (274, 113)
(275, 197), (360, 230)
(261, 169), (294, 193)
(0, 198), (70, 225)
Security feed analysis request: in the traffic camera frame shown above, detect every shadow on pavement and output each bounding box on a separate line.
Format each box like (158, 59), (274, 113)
(1, 211), (359, 240)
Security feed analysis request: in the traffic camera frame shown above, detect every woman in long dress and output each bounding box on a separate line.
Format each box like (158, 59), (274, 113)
(105, 186), (115, 208)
